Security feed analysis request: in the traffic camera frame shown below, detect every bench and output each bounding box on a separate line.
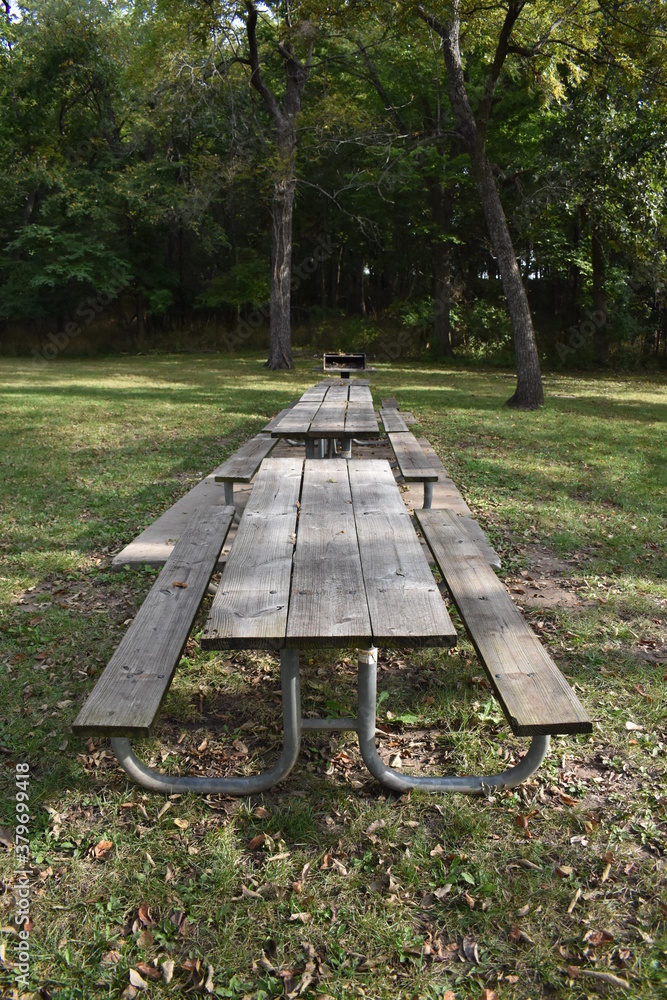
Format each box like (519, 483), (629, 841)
(386, 430), (439, 507)
(111, 433), (277, 570)
(380, 398), (416, 424)
(415, 508), (592, 737)
(213, 432), (278, 504)
(74, 505), (235, 737)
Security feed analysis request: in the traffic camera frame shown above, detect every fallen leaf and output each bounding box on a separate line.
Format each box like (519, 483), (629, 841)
(482, 990), (498, 1000)
(556, 864), (574, 877)
(101, 950), (121, 965)
(567, 887), (582, 914)
(241, 885), (263, 900)
(289, 912), (312, 923)
(248, 833), (266, 851)
(254, 806), (270, 819)
(135, 962), (160, 981)
(137, 902), (155, 927)
(462, 890), (475, 909)
(461, 935), (479, 963)
(204, 964), (215, 994)
(443, 993), (456, 1000)
(578, 969), (631, 991)
(197, 739), (208, 753)
(161, 959), (175, 985)
(172, 581), (188, 589)
(157, 801), (172, 819)
(584, 929), (614, 947)
(173, 818), (189, 830)
(516, 903), (531, 917)
(129, 969), (148, 989)
(92, 839), (114, 860)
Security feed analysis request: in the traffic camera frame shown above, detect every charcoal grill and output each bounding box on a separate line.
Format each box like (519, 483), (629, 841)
(323, 352), (366, 378)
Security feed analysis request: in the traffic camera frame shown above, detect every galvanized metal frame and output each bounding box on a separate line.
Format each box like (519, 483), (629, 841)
(110, 647), (549, 796)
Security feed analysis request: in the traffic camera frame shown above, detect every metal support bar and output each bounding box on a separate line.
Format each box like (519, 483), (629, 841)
(317, 439), (326, 459)
(305, 439), (315, 459)
(327, 439), (337, 458)
(110, 650), (302, 795)
(301, 717), (358, 731)
(223, 482), (234, 506)
(423, 481), (434, 509)
(340, 437), (352, 459)
(356, 647), (550, 794)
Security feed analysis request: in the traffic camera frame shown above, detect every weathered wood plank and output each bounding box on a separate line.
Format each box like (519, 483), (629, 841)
(213, 433), (278, 483)
(111, 474), (231, 571)
(201, 457), (303, 649)
(345, 396), (379, 437)
(380, 407), (409, 433)
(270, 401), (320, 437)
(381, 396), (398, 409)
(74, 505), (235, 736)
(387, 431), (438, 482)
(349, 384), (373, 403)
(415, 509), (592, 736)
(286, 460), (371, 645)
(415, 436), (501, 568)
(348, 460), (456, 647)
(310, 398), (348, 437)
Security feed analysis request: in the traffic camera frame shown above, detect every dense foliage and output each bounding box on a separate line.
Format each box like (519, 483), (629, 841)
(1, 0), (666, 368)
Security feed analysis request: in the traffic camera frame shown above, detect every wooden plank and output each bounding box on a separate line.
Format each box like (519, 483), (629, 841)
(309, 398), (348, 437)
(270, 401), (320, 437)
(415, 509), (592, 736)
(111, 475), (231, 571)
(287, 460), (371, 645)
(74, 505), (235, 736)
(301, 383), (331, 400)
(380, 407), (409, 433)
(349, 384), (373, 403)
(345, 398), (379, 437)
(348, 460), (456, 647)
(388, 431), (438, 482)
(213, 433), (277, 483)
(381, 396), (398, 409)
(201, 457), (303, 649)
(262, 400), (298, 431)
(416, 436), (501, 568)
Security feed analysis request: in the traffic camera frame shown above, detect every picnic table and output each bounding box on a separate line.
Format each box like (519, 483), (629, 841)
(75, 441), (591, 797)
(269, 380), (379, 458)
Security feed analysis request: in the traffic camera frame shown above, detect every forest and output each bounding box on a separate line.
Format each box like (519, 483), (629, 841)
(1, 1), (666, 385)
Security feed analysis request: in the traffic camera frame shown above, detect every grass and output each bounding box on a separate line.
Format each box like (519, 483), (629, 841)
(0, 352), (665, 1000)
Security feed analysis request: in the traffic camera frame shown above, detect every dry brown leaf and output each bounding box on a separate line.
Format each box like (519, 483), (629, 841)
(482, 991), (498, 1000)
(556, 864), (574, 877)
(443, 992), (456, 1000)
(289, 912), (312, 924)
(172, 581), (188, 589)
(173, 818), (189, 830)
(101, 950), (121, 965)
(137, 902), (155, 927)
(462, 890), (475, 909)
(248, 833), (266, 851)
(197, 739), (208, 753)
(135, 962), (160, 981)
(92, 839), (114, 860)
(254, 806), (270, 819)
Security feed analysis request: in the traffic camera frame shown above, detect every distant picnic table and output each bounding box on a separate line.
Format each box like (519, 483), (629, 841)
(74, 380), (591, 796)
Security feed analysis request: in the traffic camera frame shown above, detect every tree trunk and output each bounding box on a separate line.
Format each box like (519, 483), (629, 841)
(418, 2), (544, 408)
(472, 153), (544, 407)
(267, 165), (296, 369)
(245, 3), (313, 371)
(428, 180), (453, 356)
(590, 223), (608, 366)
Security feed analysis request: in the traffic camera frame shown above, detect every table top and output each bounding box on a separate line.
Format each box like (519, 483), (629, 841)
(201, 457), (457, 650)
(270, 381), (379, 439)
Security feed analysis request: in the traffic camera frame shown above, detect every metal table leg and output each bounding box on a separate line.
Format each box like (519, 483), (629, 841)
(110, 650), (302, 795)
(305, 439), (315, 459)
(423, 481), (434, 509)
(356, 647), (549, 793)
(340, 437), (352, 459)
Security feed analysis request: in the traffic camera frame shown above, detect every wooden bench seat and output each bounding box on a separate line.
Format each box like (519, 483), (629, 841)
(381, 398), (416, 424)
(415, 508), (592, 737)
(74, 505), (235, 736)
(213, 432), (278, 503)
(380, 407), (410, 433)
(387, 431), (439, 497)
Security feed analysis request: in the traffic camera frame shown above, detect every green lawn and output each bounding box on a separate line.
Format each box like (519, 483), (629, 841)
(0, 354), (665, 1000)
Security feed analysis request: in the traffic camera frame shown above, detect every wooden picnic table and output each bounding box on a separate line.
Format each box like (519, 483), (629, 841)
(270, 381), (379, 457)
(75, 392), (590, 798)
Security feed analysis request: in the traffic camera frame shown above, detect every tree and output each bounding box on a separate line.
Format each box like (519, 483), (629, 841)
(244, 2), (314, 369)
(416, 2), (544, 407)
